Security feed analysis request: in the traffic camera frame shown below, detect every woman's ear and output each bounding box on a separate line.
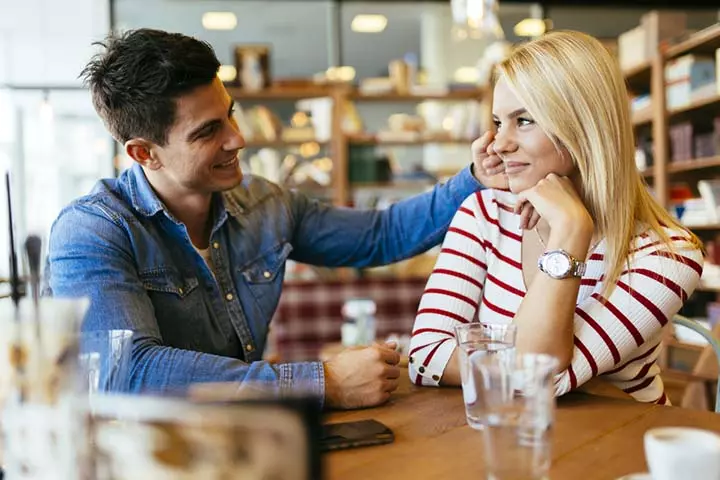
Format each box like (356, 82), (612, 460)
(125, 139), (162, 170)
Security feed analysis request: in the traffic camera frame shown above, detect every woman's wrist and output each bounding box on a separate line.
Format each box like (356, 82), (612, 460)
(547, 218), (594, 259)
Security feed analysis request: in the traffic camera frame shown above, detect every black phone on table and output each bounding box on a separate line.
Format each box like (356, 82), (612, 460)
(320, 419), (394, 451)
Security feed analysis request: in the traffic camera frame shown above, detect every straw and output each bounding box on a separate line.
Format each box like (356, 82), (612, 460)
(6, 172), (25, 402)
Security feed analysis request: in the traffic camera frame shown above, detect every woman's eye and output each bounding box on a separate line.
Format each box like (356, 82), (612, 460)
(492, 120), (501, 128)
(518, 117), (535, 126)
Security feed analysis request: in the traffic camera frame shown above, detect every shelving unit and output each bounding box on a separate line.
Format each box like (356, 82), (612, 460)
(624, 24), (720, 389)
(626, 22), (720, 209)
(229, 84), (487, 207)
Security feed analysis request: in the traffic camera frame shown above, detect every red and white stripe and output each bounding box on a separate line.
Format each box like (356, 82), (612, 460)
(409, 189), (703, 403)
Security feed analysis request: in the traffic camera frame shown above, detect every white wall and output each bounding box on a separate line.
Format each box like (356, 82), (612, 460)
(0, 0), (110, 86)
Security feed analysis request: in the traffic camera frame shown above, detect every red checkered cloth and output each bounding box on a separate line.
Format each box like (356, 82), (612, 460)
(269, 277), (427, 361)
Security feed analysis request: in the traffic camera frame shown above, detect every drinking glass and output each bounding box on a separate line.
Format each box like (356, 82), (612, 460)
(78, 329), (133, 395)
(453, 322), (516, 429)
(472, 352), (558, 480)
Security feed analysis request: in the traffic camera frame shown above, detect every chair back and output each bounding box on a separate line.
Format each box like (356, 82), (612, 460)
(672, 315), (720, 413)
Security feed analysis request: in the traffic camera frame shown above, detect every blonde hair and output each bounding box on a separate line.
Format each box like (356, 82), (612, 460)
(495, 30), (702, 295)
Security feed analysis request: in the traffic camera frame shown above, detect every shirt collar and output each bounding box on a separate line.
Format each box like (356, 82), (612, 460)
(128, 163), (165, 217)
(127, 163), (232, 228)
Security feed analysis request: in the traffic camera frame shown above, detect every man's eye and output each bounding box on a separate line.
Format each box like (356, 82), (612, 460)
(199, 126), (218, 138)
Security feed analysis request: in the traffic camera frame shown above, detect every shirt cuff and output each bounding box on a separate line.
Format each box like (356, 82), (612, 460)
(278, 361), (326, 408)
(409, 340), (457, 387)
(447, 165), (484, 205)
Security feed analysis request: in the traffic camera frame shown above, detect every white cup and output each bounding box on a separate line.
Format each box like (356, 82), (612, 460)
(644, 427), (720, 480)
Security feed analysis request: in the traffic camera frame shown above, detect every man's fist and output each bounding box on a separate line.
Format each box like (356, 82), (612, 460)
(324, 343), (401, 409)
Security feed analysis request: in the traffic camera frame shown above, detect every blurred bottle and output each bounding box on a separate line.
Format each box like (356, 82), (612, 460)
(340, 298), (377, 347)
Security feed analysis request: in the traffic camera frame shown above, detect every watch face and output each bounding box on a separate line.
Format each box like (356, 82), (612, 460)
(544, 251), (572, 278)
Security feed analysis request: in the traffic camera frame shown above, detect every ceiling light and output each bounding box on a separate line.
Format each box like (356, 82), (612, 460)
(351, 14), (388, 33)
(218, 65), (237, 83)
(202, 12), (237, 31)
(513, 18), (548, 37)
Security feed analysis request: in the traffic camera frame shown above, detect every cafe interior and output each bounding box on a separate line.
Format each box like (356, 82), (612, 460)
(1, 0), (720, 478)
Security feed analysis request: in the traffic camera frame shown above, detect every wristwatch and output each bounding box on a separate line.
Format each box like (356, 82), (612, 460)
(538, 249), (586, 279)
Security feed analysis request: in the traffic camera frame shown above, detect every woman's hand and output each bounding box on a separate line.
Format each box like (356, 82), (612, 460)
(515, 173), (594, 238)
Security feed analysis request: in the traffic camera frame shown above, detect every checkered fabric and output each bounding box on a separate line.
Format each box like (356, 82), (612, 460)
(269, 278), (427, 361)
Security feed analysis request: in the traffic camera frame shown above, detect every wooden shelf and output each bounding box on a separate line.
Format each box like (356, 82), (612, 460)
(348, 136), (474, 146)
(669, 94), (720, 118)
(685, 224), (720, 231)
(697, 285), (720, 293)
(632, 109), (653, 127)
(244, 139), (329, 148)
(667, 156), (720, 174)
(349, 89), (485, 102)
(666, 337), (707, 353)
(623, 61), (652, 91)
(665, 23), (720, 59)
(227, 86), (332, 100)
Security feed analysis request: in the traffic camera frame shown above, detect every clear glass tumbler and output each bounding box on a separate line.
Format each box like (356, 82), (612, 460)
(454, 322), (517, 429)
(472, 352), (559, 480)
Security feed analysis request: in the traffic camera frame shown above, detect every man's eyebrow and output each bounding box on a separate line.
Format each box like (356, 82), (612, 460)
(186, 119), (221, 142)
(492, 108), (528, 120)
(185, 101), (236, 142)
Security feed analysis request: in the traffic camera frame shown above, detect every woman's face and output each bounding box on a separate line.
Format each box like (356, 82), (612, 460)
(492, 76), (576, 193)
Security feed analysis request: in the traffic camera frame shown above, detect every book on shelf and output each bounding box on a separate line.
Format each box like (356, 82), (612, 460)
(696, 179), (720, 224)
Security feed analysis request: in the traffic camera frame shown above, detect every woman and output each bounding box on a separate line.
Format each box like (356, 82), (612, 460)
(408, 31), (703, 404)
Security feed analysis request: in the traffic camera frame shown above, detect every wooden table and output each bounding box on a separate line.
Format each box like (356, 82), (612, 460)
(326, 375), (720, 479)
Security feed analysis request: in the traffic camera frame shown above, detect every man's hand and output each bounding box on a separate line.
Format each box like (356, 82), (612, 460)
(472, 131), (540, 230)
(471, 131), (508, 190)
(324, 342), (401, 409)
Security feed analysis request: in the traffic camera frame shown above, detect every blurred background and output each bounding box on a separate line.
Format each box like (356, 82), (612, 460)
(0, 0), (716, 280)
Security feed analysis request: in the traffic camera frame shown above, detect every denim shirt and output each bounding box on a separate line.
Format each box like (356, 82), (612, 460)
(46, 163), (483, 404)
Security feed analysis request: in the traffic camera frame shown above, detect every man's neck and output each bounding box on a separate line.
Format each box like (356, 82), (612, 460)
(145, 171), (213, 249)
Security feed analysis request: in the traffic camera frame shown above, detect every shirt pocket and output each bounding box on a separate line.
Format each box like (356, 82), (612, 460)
(140, 268), (205, 349)
(241, 242), (294, 284)
(239, 242), (293, 320)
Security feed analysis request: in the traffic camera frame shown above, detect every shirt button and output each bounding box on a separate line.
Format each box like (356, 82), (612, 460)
(245, 345), (254, 352)
(225, 293), (234, 301)
(408, 357), (414, 364)
(212, 242), (220, 249)
(178, 288), (183, 295)
(432, 374), (440, 381)
(418, 366), (425, 374)
(263, 271), (271, 279)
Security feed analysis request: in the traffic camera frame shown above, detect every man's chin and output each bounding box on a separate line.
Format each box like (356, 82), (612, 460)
(216, 171), (244, 192)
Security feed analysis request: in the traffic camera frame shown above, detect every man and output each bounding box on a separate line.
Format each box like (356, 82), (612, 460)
(46, 29), (506, 410)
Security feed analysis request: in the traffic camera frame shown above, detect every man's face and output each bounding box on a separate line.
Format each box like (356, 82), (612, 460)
(152, 76), (245, 195)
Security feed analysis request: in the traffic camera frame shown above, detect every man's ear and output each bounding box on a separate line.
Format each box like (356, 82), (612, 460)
(125, 139), (162, 170)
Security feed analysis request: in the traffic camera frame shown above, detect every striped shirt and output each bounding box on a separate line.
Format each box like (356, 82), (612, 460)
(409, 189), (703, 404)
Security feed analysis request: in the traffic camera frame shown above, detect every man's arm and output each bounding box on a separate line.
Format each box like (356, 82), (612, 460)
(288, 165), (484, 267)
(46, 203), (323, 400)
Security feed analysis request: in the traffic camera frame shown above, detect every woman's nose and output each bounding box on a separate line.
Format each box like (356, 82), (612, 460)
(492, 129), (516, 157)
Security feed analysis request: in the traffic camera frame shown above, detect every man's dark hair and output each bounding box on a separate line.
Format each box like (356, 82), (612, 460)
(80, 29), (220, 146)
